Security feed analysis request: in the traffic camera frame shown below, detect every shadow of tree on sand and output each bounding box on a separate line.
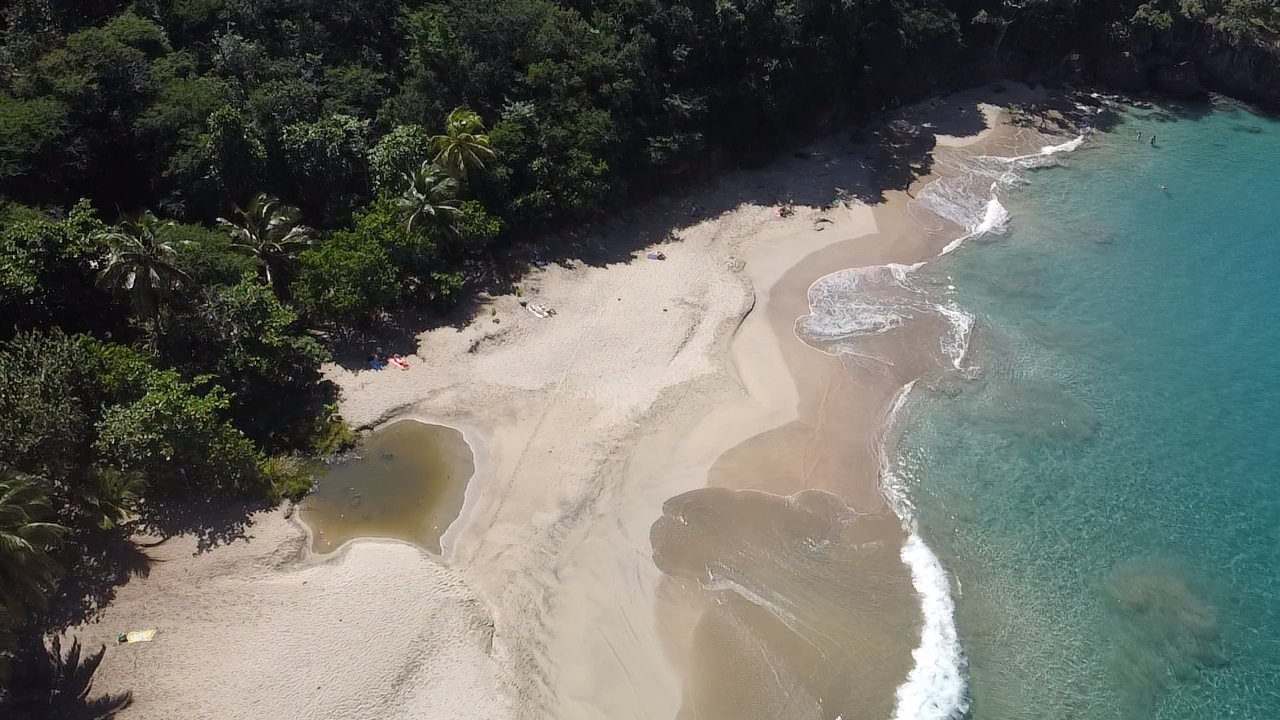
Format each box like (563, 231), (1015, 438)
(134, 496), (274, 555)
(38, 497), (271, 633)
(39, 527), (153, 633)
(0, 500), (278, 719)
(324, 97), (965, 370)
(1, 636), (133, 720)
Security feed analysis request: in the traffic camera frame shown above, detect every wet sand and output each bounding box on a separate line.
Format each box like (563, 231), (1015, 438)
(649, 192), (962, 720)
(71, 84), (1062, 720)
(648, 91), (1072, 718)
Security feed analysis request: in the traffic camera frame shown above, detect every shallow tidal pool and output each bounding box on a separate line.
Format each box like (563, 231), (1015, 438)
(300, 420), (474, 554)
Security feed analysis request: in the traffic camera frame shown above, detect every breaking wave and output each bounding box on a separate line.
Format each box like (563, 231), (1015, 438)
(795, 130), (1088, 720)
(878, 380), (969, 720)
(915, 135), (1085, 256)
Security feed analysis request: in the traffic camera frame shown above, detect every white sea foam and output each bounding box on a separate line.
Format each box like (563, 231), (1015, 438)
(939, 194), (1009, 255)
(915, 134), (1083, 256)
(795, 131), (1087, 720)
(1034, 134), (1085, 157)
(878, 382), (970, 720)
(936, 304), (975, 370)
(892, 534), (969, 720)
(798, 263), (926, 345)
(878, 380), (919, 524)
(798, 263), (974, 374)
(888, 378), (918, 421)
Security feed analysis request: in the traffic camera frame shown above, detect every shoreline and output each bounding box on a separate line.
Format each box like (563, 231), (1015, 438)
(71, 83), (1082, 720)
(292, 414), (490, 559)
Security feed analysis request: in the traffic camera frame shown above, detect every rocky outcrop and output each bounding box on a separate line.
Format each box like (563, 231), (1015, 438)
(1182, 27), (1280, 108)
(1153, 61), (1205, 98)
(1090, 24), (1280, 109)
(1096, 51), (1151, 92)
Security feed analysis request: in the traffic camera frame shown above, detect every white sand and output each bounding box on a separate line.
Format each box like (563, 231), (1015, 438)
(75, 86), (1039, 720)
(73, 522), (510, 719)
(80, 166), (877, 720)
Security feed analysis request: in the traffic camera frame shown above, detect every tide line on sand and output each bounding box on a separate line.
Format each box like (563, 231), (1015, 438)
(793, 128), (1088, 720)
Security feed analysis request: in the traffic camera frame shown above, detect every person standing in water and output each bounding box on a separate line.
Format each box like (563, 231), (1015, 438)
(1150, 135), (1156, 146)
(1137, 131), (1143, 141)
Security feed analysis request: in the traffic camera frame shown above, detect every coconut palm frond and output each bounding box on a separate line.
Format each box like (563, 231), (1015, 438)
(430, 107), (497, 183)
(218, 193), (314, 298)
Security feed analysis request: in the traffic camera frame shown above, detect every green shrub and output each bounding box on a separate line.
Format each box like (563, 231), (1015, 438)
(291, 231), (399, 325)
(260, 455), (314, 502)
(310, 404), (356, 456)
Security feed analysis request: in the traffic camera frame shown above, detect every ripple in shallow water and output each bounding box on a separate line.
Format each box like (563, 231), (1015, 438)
(651, 486), (918, 720)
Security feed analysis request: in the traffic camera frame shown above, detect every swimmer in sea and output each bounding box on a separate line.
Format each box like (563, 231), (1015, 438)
(1160, 184), (1168, 190)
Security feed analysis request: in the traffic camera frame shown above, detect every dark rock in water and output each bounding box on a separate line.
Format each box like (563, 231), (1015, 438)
(1105, 559), (1226, 713)
(1185, 26), (1280, 109)
(966, 377), (1099, 445)
(1153, 62), (1205, 99)
(1096, 52), (1150, 92)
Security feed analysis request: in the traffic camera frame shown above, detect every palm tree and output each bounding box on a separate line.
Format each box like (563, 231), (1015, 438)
(0, 470), (65, 620)
(94, 211), (191, 319)
(77, 468), (143, 531)
(430, 107), (496, 183)
(5, 636), (133, 719)
(395, 162), (463, 235)
(217, 193), (315, 299)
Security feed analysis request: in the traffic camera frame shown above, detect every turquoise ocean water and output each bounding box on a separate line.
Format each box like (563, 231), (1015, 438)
(892, 103), (1280, 718)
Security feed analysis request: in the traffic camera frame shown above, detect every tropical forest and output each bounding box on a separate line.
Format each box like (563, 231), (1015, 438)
(2, 0), (1279, 713)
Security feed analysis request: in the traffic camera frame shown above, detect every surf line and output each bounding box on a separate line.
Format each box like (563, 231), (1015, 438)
(793, 132), (1087, 720)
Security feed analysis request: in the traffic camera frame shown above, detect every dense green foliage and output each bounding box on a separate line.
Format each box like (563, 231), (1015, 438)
(1129, 0), (1280, 42)
(0, 195), (337, 688)
(1, 0), (1276, 697)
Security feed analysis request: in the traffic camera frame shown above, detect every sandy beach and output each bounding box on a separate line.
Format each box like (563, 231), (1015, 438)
(72, 84), (1059, 720)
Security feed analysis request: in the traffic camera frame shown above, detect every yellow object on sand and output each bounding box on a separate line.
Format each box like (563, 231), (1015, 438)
(120, 629), (157, 644)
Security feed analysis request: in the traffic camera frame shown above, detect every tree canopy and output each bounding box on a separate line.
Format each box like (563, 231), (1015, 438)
(1, 0), (1274, 699)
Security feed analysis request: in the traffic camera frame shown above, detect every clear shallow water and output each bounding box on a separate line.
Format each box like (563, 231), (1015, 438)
(897, 104), (1280, 718)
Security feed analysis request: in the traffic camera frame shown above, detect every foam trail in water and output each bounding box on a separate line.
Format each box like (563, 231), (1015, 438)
(892, 534), (968, 720)
(798, 131), (1087, 720)
(917, 134), (1083, 255)
(701, 572), (799, 628)
(797, 263), (926, 346)
(939, 194), (1009, 256)
(878, 381), (969, 720)
(999, 134), (1087, 165)
(889, 379), (918, 420)
(1039, 135), (1085, 155)
(936, 304), (975, 370)
(878, 381), (919, 531)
